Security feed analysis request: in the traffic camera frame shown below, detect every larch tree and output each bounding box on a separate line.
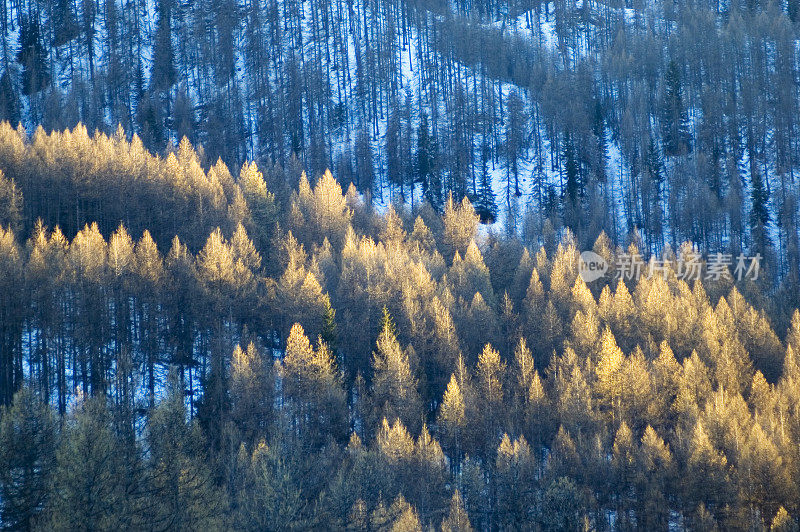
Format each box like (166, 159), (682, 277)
(441, 490), (473, 532)
(474, 344), (506, 458)
(370, 308), (423, 437)
(230, 342), (274, 445)
(281, 323), (348, 448)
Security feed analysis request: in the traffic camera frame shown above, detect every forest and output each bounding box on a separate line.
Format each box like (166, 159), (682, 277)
(1, 0), (800, 527)
(0, 125), (799, 529)
(0, 0), (800, 266)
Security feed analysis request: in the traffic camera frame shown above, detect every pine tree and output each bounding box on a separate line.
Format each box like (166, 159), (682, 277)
(504, 90), (527, 201)
(0, 169), (22, 234)
(410, 425), (447, 522)
(53, 0), (79, 46)
(355, 126), (375, 196)
(750, 168), (771, 250)
(150, 0), (177, 92)
(563, 131), (581, 205)
(441, 490), (473, 532)
(146, 371), (225, 530)
(495, 434), (536, 529)
(611, 422), (637, 526)
(45, 397), (130, 530)
(474, 167), (497, 225)
(0, 387), (57, 530)
(230, 342), (274, 444)
(281, 323), (348, 448)
(771, 507), (799, 532)
(386, 111), (403, 197)
(540, 477), (583, 531)
(321, 297), (338, 354)
(438, 373), (467, 462)
(596, 328), (626, 420)
(442, 195), (479, 261)
(370, 308), (423, 436)
(239, 161), (278, 249)
(475, 344), (506, 458)
(17, 18), (50, 95)
(0, 71), (20, 125)
(235, 440), (311, 530)
(636, 425), (674, 530)
(416, 112), (440, 209)
(661, 60), (692, 156)
(685, 420), (731, 522)
(392, 502), (423, 531)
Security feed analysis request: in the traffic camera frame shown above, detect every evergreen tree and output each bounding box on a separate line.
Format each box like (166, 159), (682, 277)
(750, 168), (771, 250)
(474, 344), (506, 458)
(438, 373), (467, 462)
(441, 490), (473, 532)
(150, 0), (177, 92)
(0, 71), (20, 125)
(661, 60), (692, 156)
(45, 397), (130, 530)
(0, 169), (22, 234)
(0, 388), (57, 530)
(52, 0), (80, 46)
(230, 342), (274, 445)
(474, 166), (497, 224)
(17, 18), (50, 95)
(146, 371), (226, 530)
(235, 440), (311, 530)
(416, 112), (441, 209)
(239, 161), (278, 249)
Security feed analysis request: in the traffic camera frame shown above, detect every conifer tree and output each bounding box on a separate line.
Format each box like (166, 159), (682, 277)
(0, 226), (22, 406)
(17, 18), (50, 96)
(475, 344), (506, 458)
(370, 308), (423, 437)
(661, 60), (692, 156)
(596, 328), (626, 420)
(150, 0), (177, 93)
(0, 387), (57, 530)
(239, 161), (278, 249)
(495, 434), (536, 529)
(281, 323), (348, 448)
(771, 507), (799, 532)
(441, 490), (473, 532)
(416, 113), (437, 207)
(474, 168), (497, 224)
(750, 168), (771, 251)
(685, 420), (731, 523)
(442, 195), (479, 261)
(235, 441), (311, 530)
(636, 425), (674, 530)
(46, 397), (130, 530)
(230, 342), (274, 444)
(438, 373), (467, 462)
(540, 477), (583, 531)
(146, 371), (226, 530)
(410, 425), (447, 522)
(0, 72), (20, 125)
(0, 169), (22, 234)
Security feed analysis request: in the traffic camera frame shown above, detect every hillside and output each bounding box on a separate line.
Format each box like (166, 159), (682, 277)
(2, 0), (800, 528)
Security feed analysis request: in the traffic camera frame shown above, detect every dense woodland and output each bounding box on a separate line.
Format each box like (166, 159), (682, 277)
(0, 126), (799, 529)
(2, 0), (800, 526)
(0, 0), (800, 267)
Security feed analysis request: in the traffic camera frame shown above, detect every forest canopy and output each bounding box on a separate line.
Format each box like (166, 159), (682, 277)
(1, 0), (800, 525)
(0, 126), (799, 529)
